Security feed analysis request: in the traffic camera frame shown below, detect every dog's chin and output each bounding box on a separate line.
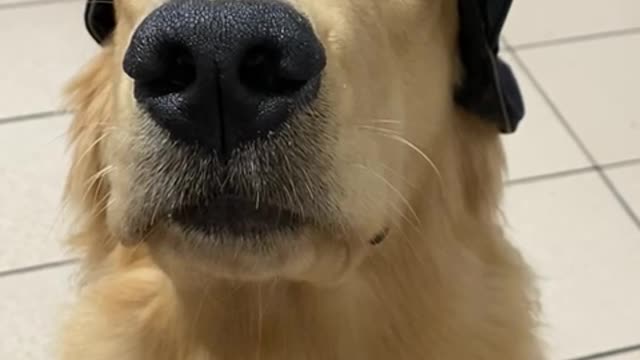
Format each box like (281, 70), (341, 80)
(148, 224), (362, 285)
(144, 228), (300, 282)
(110, 192), (374, 284)
(138, 202), (307, 280)
(128, 199), (349, 283)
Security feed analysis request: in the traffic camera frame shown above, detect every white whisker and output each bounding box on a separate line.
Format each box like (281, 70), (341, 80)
(357, 126), (443, 187)
(353, 164), (420, 226)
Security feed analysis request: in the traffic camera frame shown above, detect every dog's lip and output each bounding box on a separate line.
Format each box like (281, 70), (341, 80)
(168, 195), (305, 235)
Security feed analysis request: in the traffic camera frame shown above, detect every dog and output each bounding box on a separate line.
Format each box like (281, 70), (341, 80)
(58, 0), (545, 359)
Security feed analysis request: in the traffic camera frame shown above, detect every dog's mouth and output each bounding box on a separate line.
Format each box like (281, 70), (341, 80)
(169, 196), (306, 237)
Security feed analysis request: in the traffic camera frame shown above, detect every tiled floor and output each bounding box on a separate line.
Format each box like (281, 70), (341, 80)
(1, 0), (639, 359)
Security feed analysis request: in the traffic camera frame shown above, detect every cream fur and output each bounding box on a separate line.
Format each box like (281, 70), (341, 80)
(58, 0), (545, 359)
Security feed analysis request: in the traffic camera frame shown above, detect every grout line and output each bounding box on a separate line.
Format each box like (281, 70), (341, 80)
(0, 110), (68, 126)
(0, 259), (78, 278)
(511, 27), (640, 51)
(0, 0), (81, 11)
(506, 167), (596, 186)
(505, 41), (640, 230)
(568, 343), (640, 360)
(598, 171), (640, 227)
(506, 158), (640, 186)
(602, 158), (640, 171)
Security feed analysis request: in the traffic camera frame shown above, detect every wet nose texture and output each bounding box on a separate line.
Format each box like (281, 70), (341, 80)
(123, 0), (326, 156)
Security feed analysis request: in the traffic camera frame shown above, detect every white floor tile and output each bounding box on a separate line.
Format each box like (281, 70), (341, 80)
(501, 54), (591, 181)
(517, 34), (640, 165)
(504, 173), (640, 359)
(0, 0), (97, 118)
(504, 0), (640, 46)
(0, 115), (72, 272)
(0, 266), (77, 360)
(605, 351), (640, 360)
(607, 164), (640, 219)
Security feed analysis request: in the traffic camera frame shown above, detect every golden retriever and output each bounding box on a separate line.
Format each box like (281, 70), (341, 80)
(58, 0), (545, 359)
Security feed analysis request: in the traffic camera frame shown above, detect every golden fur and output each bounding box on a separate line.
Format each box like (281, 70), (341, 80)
(59, 0), (545, 359)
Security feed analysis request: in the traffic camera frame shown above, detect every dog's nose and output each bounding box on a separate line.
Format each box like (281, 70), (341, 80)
(123, 0), (326, 155)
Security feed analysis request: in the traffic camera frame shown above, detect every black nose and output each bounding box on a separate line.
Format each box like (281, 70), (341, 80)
(123, 0), (326, 155)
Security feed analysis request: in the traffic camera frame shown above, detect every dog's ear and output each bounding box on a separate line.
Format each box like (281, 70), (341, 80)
(455, 0), (524, 134)
(85, 0), (116, 45)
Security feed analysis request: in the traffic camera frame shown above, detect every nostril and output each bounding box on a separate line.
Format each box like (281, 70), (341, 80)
(139, 45), (197, 98)
(238, 44), (308, 96)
